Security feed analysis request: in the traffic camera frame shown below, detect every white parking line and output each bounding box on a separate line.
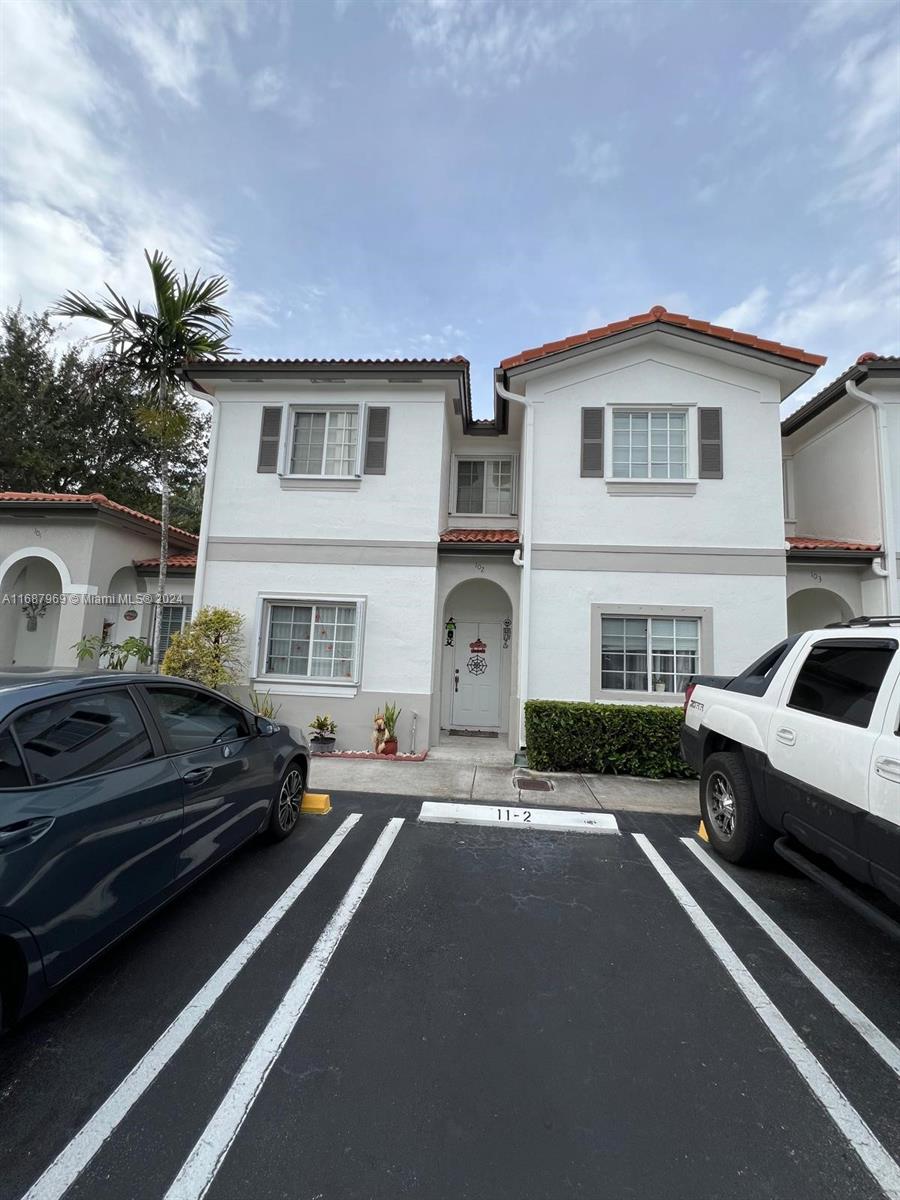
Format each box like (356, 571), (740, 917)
(634, 834), (900, 1200)
(419, 801), (619, 834)
(21, 814), (363, 1200)
(681, 837), (900, 1079)
(164, 816), (405, 1200)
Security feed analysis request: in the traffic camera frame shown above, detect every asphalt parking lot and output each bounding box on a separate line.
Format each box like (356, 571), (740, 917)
(1, 793), (899, 1200)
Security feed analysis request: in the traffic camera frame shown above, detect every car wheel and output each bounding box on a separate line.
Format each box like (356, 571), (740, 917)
(267, 760), (306, 842)
(700, 751), (773, 865)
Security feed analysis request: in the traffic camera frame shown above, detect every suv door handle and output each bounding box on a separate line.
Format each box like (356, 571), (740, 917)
(875, 756), (900, 783)
(183, 767), (213, 786)
(776, 727), (796, 746)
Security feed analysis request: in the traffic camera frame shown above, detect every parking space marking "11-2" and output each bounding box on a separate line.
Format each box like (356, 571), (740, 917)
(418, 801), (619, 834)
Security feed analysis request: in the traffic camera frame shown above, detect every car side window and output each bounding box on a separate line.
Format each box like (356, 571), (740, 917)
(788, 640), (897, 729)
(13, 690), (154, 785)
(0, 727), (29, 789)
(145, 687), (249, 752)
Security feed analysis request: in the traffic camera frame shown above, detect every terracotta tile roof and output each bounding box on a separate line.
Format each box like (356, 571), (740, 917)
(781, 354), (900, 435)
(186, 355), (469, 368)
(787, 536), (881, 552)
(134, 554), (198, 569)
(439, 528), (520, 544)
(500, 305), (826, 370)
(0, 492), (199, 544)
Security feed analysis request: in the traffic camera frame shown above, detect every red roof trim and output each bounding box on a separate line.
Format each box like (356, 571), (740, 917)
(787, 536), (880, 552)
(0, 492), (199, 544)
(500, 305), (826, 371)
(134, 554), (198, 569)
(439, 528), (520, 544)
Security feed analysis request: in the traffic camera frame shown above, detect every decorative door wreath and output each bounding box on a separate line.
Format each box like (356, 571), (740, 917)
(467, 637), (487, 675)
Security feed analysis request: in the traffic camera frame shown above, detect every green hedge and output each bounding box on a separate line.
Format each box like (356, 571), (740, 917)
(524, 699), (693, 779)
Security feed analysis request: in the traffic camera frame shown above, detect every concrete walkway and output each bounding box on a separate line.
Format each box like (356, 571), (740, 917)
(310, 736), (699, 815)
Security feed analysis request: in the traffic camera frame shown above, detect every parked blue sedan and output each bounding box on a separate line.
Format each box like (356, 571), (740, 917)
(0, 671), (310, 1027)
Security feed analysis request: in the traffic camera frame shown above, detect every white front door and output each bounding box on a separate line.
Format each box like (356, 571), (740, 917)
(451, 621), (501, 730)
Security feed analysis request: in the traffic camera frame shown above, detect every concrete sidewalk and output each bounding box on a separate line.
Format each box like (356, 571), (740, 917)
(309, 747), (699, 815)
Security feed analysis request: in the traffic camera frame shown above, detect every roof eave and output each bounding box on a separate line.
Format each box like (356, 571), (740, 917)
(0, 499), (197, 548)
(503, 322), (820, 398)
(782, 359), (900, 436)
(787, 547), (879, 562)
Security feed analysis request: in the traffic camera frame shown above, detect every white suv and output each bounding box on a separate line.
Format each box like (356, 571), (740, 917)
(681, 619), (900, 909)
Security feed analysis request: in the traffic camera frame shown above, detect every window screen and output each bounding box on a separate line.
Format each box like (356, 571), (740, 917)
(14, 690), (153, 784)
(788, 640), (896, 728)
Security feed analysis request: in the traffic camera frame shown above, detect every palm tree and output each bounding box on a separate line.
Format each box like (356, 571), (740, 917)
(55, 250), (234, 667)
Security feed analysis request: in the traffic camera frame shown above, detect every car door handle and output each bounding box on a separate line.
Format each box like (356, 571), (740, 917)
(183, 767), (213, 786)
(875, 756), (900, 783)
(0, 816), (55, 847)
(776, 727), (796, 746)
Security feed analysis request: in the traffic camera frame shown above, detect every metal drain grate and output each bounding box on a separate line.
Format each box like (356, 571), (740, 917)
(517, 776), (553, 792)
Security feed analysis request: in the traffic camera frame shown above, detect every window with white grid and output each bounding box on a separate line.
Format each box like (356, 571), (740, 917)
(601, 616), (699, 693)
(611, 410), (687, 479)
(289, 409), (358, 476)
(263, 602), (359, 680)
(455, 456), (514, 514)
(159, 604), (192, 655)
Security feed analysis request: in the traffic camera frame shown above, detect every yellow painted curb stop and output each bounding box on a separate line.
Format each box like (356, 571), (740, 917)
(301, 792), (332, 815)
(697, 819), (709, 842)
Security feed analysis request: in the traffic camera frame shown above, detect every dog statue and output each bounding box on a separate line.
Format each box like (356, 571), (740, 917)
(372, 713), (388, 754)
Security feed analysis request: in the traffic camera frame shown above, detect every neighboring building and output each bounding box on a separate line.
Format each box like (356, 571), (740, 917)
(782, 355), (900, 632)
(0, 493), (197, 667)
(186, 304), (825, 753)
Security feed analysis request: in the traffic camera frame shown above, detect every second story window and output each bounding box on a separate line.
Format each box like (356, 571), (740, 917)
(455, 456), (515, 515)
(290, 409), (358, 476)
(612, 410), (687, 479)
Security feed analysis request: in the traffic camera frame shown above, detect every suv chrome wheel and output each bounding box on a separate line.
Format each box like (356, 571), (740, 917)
(706, 771), (736, 840)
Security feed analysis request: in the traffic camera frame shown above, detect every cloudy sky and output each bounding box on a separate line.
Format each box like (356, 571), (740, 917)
(1, 0), (897, 414)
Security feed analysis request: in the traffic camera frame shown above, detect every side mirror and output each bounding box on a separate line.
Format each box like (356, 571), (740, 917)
(256, 716), (276, 737)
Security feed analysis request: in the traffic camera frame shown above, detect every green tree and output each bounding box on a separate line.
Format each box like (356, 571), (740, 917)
(54, 252), (233, 665)
(0, 307), (210, 531)
(161, 607), (244, 691)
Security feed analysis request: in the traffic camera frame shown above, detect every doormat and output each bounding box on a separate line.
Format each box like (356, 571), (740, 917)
(448, 729), (498, 738)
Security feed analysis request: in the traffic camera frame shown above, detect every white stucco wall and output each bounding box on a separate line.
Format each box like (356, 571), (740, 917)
(528, 569), (787, 703)
(786, 401), (881, 543)
(520, 338), (786, 550)
(207, 384), (449, 543)
(202, 558), (437, 751)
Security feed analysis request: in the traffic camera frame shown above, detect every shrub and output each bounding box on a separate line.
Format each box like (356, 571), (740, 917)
(524, 699), (693, 779)
(161, 606), (244, 690)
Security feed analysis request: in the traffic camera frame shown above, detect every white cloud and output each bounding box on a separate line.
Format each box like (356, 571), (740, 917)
(564, 134), (622, 187)
(101, 0), (249, 106)
(714, 285), (771, 331)
(249, 65), (286, 110)
(0, 0), (271, 334)
(389, 0), (611, 95)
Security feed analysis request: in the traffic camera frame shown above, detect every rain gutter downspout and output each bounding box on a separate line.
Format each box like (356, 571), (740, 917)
(846, 378), (899, 613)
(182, 380), (218, 614)
(495, 377), (533, 749)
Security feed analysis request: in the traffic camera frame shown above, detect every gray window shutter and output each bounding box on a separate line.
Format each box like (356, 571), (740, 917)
(581, 408), (604, 477)
(363, 406), (390, 474)
(257, 406), (282, 473)
(698, 407), (723, 479)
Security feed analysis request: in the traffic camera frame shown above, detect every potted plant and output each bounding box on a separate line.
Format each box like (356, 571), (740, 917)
(382, 700), (401, 755)
(249, 689), (280, 720)
(309, 714), (337, 752)
(653, 677), (667, 694)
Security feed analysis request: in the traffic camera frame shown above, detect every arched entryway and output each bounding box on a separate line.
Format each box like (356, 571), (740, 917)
(787, 587), (853, 634)
(440, 578), (514, 735)
(0, 554), (64, 667)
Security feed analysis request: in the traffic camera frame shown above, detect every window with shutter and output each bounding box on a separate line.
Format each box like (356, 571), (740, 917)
(698, 407), (723, 479)
(581, 408), (604, 477)
(257, 406), (283, 473)
(363, 407), (390, 474)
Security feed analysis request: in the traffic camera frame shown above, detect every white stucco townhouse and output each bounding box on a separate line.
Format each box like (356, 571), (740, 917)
(782, 353), (900, 631)
(185, 304), (826, 753)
